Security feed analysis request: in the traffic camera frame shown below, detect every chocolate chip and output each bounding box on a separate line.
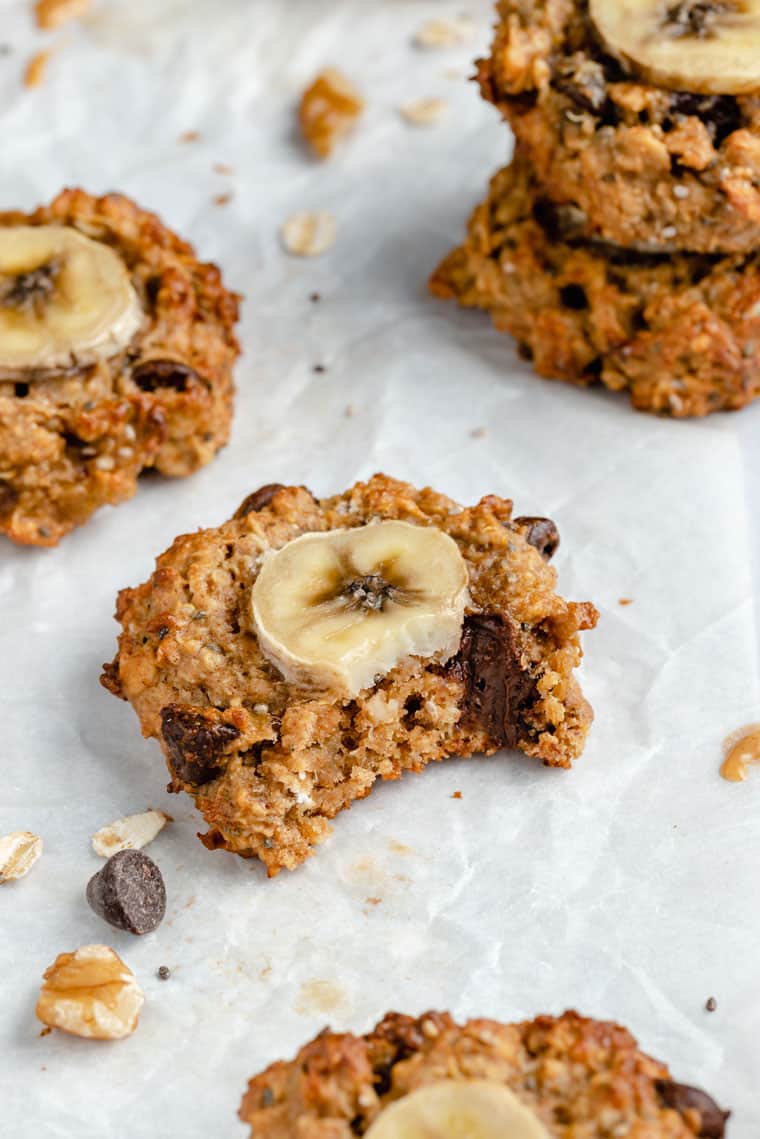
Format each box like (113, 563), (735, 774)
(157, 965), (171, 980)
(670, 92), (742, 146)
(706, 996), (717, 1012)
(233, 483), (286, 518)
(514, 516), (560, 561)
(656, 1080), (730, 1139)
(86, 850), (166, 935)
(132, 360), (197, 393)
(448, 614), (538, 749)
(0, 480), (19, 517)
(161, 705), (240, 785)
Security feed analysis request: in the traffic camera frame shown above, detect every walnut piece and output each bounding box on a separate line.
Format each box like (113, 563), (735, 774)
(36, 945), (144, 1040)
(91, 808), (171, 857)
(299, 69), (364, 159)
(0, 831), (43, 882)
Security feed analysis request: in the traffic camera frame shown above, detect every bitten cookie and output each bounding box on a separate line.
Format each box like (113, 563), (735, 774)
(0, 189), (240, 546)
(102, 475), (597, 875)
(478, 0), (760, 254)
(430, 155), (760, 417)
(240, 1010), (729, 1138)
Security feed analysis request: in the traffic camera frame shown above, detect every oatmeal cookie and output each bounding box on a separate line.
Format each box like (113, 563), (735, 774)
(430, 155), (760, 417)
(240, 1009), (729, 1138)
(478, 0), (760, 254)
(0, 189), (239, 546)
(101, 475), (597, 875)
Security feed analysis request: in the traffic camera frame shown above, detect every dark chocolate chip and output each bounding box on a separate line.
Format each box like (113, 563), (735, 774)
(656, 1080), (730, 1139)
(86, 850), (166, 935)
(233, 483), (286, 518)
(670, 91), (742, 146)
(514, 516), (560, 561)
(559, 284), (588, 311)
(0, 480), (19, 516)
(448, 614), (538, 749)
(157, 965), (171, 980)
(161, 705), (240, 785)
(132, 359), (197, 393)
(14, 382), (29, 398)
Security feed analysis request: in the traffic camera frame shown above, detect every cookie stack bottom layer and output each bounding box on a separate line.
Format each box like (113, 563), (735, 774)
(431, 156), (760, 417)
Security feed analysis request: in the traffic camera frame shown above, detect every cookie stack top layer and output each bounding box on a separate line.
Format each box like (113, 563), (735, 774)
(478, 0), (760, 254)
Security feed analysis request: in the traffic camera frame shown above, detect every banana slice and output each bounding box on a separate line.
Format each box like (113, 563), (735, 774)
(251, 520), (469, 697)
(589, 0), (760, 95)
(0, 225), (143, 377)
(364, 1080), (551, 1139)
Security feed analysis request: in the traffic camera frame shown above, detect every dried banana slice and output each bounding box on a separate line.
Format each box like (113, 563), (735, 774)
(364, 1081), (551, 1139)
(0, 224), (143, 377)
(590, 0), (760, 95)
(251, 520), (469, 697)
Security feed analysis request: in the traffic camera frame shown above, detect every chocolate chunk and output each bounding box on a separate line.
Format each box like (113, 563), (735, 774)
(86, 850), (166, 935)
(132, 360), (197, 393)
(234, 482), (317, 519)
(0, 480), (19, 517)
(234, 483), (286, 518)
(656, 1080), (730, 1138)
(449, 614), (538, 748)
(514, 516), (560, 561)
(161, 704), (240, 785)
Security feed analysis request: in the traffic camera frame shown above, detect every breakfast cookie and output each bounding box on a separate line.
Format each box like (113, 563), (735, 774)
(239, 1009), (729, 1138)
(430, 155), (760, 417)
(478, 0), (760, 254)
(0, 189), (239, 546)
(102, 475), (597, 875)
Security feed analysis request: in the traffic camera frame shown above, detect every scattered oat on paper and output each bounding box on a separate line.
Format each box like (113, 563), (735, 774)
(91, 809), (171, 858)
(0, 831), (43, 882)
(400, 98), (448, 127)
(413, 17), (474, 49)
(281, 211), (337, 257)
(34, 0), (89, 30)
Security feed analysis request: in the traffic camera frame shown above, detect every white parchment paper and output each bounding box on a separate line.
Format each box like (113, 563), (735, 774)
(1, 1), (759, 1135)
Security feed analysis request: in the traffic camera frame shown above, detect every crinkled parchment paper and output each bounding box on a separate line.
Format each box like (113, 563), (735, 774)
(1, 1), (759, 1135)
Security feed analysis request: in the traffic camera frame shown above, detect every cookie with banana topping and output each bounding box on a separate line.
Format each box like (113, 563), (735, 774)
(240, 1010), (730, 1139)
(101, 475), (597, 875)
(0, 189), (239, 546)
(478, 0), (760, 254)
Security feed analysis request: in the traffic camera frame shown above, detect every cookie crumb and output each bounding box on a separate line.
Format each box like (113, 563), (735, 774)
(213, 192), (233, 207)
(282, 211), (337, 257)
(35, 0), (88, 29)
(469, 426), (486, 439)
(400, 98), (448, 127)
(179, 130), (201, 144)
(705, 996), (717, 1012)
(312, 363), (327, 374)
(309, 292), (321, 303)
(24, 49), (50, 88)
(344, 403), (356, 418)
(213, 162), (234, 175)
(157, 965), (171, 981)
(618, 597), (633, 606)
(365, 896), (382, 906)
(452, 790), (462, 799)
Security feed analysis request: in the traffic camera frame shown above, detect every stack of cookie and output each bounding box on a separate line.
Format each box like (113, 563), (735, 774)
(430, 0), (760, 417)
